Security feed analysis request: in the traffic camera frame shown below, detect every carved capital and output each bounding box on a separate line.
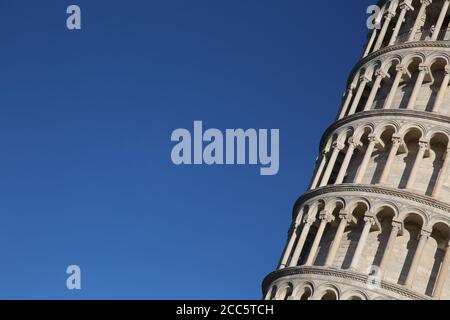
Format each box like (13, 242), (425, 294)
(303, 216), (316, 225)
(418, 64), (430, 73)
(368, 134), (378, 144)
(332, 141), (345, 151)
(319, 211), (334, 223)
(400, 1), (414, 11)
(348, 137), (356, 145)
(418, 139), (429, 151)
(444, 66), (450, 75)
(396, 64), (407, 73)
(364, 216), (376, 225)
(359, 75), (371, 83)
(375, 69), (389, 79)
(444, 240), (450, 249)
(392, 221), (403, 232)
(392, 135), (402, 146)
(338, 210), (351, 222)
(419, 229), (431, 240)
(348, 137), (362, 149)
(384, 11), (396, 20)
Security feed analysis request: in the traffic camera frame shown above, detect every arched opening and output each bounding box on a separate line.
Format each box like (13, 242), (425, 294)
(286, 205), (310, 267)
(396, 213), (424, 285)
(420, 1), (445, 41)
(340, 202), (370, 270)
(356, 67), (379, 114)
(370, 126), (396, 184)
(346, 127), (372, 183)
(423, 133), (448, 196)
(266, 285), (277, 300)
(397, 128), (422, 189)
(275, 283), (293, 300)
(424, 223), (450, 297)
(318, 133), (339, 187)
(380, 1), (397, 48)
(299, 287), (313, 301)
(314, 201), (344, 266)
(441, 14), (450, 40)
(398, 58), (422, 110)
(424, 59), (447, 112)
(396, 0), (427, 42)
(371, 207), (397, 271)
(373, 61), (399, 109)
(299, 202), (325, 266)
(320, 290), (338, 300)
(329, 130), (354, 185)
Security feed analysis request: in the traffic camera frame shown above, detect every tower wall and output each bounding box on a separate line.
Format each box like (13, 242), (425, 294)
(263, 0), (450, 300)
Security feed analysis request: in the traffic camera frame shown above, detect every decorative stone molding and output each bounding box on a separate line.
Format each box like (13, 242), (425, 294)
(320, 109), (450, 151)
(349, 42), (450, 87)
(293, 184), (450, 220)
(262, 266), (431, 300)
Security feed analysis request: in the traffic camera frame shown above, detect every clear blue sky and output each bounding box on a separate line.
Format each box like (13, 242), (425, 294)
(0, 0), (374, 299)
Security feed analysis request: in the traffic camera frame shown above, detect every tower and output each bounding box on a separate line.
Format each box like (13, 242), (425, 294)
(263, 0), (450, 300)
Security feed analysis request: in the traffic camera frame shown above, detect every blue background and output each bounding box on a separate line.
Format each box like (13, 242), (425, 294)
(0, 0), (374, 299)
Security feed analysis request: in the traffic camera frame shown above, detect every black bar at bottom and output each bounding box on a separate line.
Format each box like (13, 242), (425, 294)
(0, 300), (435, 318)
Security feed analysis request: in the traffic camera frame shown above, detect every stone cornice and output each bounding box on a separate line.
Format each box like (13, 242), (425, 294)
(262, 266), (430, 300)
(293, 184), (450, 219)
(319, 109), (450, 151)
(348, 42), (450, 88)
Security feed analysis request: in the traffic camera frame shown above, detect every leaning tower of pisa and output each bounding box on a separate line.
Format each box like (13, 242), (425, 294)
(263, 0), (450, 300)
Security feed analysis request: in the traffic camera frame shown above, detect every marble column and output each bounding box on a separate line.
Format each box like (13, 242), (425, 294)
(364, 70), (388, 111)
(278, 222), (300, 269)
(379, 222), (402, 278)
(405, 229), (430, 287)
(354, 136), (378, 184)
(433, 241), (450, 298)
(338, 85), (356, 120)
(389, 2), (413, 45)
(310, 151), (327, 190)
(348, 76), (371, 116)
(305, 213), (333, 266)
(320, 142), (344, 187)
(325, 212), (350, 267)
(408, 0), (432, 42)
(431, 0), (450, 40)
(384, 65), (407, 109)
(406, 64), (429, 110)
(406, 140), (429, 190)
(335, 138), (360, 184)
(374, 12), (396, 51)
(379, 136), (402, 185)
(363, 29), (378, 57)
(289, 216), (316, 267)
(432, 148), (450, 198)
(432, 67), (450, 113)
(349, 216), (376, 270)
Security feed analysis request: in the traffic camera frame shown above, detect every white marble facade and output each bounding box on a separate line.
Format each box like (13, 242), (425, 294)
(263, 0), (450, 300)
